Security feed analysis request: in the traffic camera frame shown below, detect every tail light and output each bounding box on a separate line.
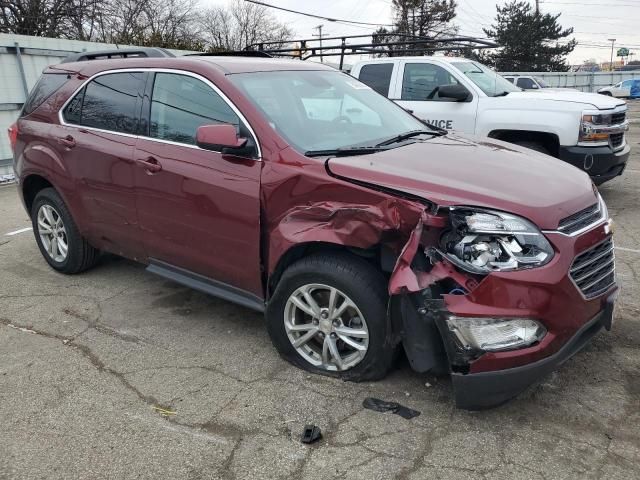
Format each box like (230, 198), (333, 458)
(8, 122), (18, 152)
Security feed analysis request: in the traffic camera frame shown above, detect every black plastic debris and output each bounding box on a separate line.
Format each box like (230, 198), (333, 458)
(301, 424), (322, 444)
(362, 397), (421, 419)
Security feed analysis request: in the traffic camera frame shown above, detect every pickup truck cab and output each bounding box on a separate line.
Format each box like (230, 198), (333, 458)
(352, 57), (630, 185)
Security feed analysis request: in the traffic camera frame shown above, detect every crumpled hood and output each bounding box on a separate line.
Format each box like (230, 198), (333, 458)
(506, 90), (625, 110)
(326, 135), (598, 230)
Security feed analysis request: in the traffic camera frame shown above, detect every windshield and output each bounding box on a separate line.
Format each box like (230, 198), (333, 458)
(534, 77), (549, 88)
(228, 70), (431, 154)
(451, 61), (521, 96)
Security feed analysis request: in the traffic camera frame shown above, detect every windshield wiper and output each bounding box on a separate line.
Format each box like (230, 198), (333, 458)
(375, 129), (442, 147)
(304, 146), (386, 157)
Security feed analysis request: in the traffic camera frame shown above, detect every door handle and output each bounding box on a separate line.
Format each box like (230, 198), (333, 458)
(136, 156), (162, 173)
(57, 135), (76, 148)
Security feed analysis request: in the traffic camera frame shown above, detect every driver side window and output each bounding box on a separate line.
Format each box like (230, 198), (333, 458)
(401, 63), (460, 101)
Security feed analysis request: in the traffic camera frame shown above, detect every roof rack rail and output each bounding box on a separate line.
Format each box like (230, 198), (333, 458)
(186, 51), (273, 58)
(246, 34), (497, 70)
(61, 47), (175, 63)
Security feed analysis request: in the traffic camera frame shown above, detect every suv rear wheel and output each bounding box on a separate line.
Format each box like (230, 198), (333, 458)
(266, 253), (395, 381)
(31, 188), (99, 274)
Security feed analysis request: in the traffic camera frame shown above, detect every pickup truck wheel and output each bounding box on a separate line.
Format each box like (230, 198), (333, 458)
(266, 253), (394, 381)
(31, 188), (99, 274)
(513, 140), (551, 155)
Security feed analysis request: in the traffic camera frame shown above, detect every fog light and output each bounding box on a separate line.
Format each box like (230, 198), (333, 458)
(446, 317), (546, 352)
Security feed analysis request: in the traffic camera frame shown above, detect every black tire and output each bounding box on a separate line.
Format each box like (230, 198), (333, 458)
(31, 187), (99, 274)
(513, 140), (551, 155)
(266, 252), (395, 382)
(601, 91), (612, 96)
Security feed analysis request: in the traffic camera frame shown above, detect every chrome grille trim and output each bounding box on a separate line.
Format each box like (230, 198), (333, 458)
(570, 238), (616, 299)
(557, 202), (604, 235)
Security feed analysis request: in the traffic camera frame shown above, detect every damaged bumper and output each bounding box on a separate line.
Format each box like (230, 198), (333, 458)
(450, 295), (615, 410)
(391, 208), (618, 409)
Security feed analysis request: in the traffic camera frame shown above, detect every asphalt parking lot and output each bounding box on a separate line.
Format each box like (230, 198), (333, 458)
(1, 103), (639, 480)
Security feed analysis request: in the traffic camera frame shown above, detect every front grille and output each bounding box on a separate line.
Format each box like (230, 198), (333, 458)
(611, 112), (626, 125)
(610, 132), (624, 149)
(570, 238), (615, 299)
(558, 203), (602, 234)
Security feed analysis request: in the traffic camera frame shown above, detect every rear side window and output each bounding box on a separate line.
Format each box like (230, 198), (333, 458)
(22, 73), (68, 116)
(358, 64), (393, 96)
(149, 73), (239, 145)
(62, 72), (145, 134)
(516, 77), (536, 89)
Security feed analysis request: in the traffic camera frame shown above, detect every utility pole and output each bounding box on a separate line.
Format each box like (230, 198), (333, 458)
(535, 0), (539, 15)
(608, 38), (616, 72)
(313, 24), (325, 63)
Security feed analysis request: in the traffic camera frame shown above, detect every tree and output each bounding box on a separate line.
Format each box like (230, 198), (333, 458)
(373, 0), (458, 56)
(482, 1), (576, 72)
(0, 0), (103, 39)
(96, 0), (204, 50)
(199, 0), (293, 52)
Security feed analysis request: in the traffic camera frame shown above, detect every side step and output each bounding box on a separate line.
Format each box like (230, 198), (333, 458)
(146, 259), (265, 313)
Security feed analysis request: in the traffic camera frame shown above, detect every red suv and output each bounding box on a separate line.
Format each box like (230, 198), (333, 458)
(10, 53), (617, 409)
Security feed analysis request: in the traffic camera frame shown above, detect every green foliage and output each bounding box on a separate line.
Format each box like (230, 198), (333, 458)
(374, 0), (457, 56)
(482, 1), (576, 72)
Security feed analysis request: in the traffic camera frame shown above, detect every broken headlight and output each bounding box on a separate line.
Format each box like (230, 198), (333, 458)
(443, 208), (554, 273)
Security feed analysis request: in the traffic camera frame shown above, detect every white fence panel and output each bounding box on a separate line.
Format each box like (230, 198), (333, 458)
(500, 71), (640, 92)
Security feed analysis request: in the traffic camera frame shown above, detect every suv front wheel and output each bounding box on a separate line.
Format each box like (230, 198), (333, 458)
(266, 253), (395, 381)
(31, 188), (99, 274)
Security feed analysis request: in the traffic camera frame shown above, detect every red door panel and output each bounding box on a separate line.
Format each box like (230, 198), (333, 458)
(133, 140), (263, 296)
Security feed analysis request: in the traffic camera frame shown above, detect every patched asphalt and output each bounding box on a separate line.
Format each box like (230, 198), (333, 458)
(1, 102), (639, 480)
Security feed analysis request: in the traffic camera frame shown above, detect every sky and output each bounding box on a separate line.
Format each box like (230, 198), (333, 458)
(203, 0), (640, 66)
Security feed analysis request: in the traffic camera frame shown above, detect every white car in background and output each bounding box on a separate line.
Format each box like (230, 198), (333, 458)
(503, 75), (576, 92)
(598, 79), (640, 99)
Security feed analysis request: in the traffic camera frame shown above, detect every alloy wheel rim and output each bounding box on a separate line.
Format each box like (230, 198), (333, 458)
(284, 283), (369, 371)
(37, 204), (68, 263)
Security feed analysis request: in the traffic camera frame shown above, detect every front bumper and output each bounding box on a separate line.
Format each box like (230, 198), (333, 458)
(558, 144), (629, 185)
(450, 294), (615, 410)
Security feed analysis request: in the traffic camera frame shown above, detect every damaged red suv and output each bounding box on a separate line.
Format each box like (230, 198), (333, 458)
(11, 52), (617, 409)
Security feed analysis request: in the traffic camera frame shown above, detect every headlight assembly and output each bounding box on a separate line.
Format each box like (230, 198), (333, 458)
(441, 208), (554, 273)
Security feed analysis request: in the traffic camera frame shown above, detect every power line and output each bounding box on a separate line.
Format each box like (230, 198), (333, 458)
(243, 0), (395, 27)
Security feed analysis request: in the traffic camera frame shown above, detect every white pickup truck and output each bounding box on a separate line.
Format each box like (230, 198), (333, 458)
(351, 57), (630, 185)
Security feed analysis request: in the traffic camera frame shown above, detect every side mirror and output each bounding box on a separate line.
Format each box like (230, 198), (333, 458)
(531, 84), (540, 89)
(196, 124), (247, 151)
(437, 84), (471, 102)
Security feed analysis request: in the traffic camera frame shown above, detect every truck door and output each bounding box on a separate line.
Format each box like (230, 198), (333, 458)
(392, 60), (478, 134)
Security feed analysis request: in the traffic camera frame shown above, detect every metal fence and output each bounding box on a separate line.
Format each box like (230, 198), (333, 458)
(0, 34), (194, 176)
(500, 70), (640, 92)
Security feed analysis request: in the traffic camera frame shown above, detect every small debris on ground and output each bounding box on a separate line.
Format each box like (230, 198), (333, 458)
(152, 406), (176, 417)
(425, 382), (432, 388)
(301, 424), (322, 444)
(362, 397), (421, 420)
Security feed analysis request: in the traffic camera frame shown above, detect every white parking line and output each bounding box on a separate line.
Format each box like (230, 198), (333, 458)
(4, 227), (32, 236)
(615, 246), (640, 254)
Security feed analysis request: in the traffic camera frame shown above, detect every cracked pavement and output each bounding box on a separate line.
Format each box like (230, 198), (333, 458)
(1, 103), (639, 480)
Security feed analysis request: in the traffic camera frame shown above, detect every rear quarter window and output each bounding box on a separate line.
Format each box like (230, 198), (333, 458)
(357, 63), (393, 96)
(21, 73), (68, 116)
